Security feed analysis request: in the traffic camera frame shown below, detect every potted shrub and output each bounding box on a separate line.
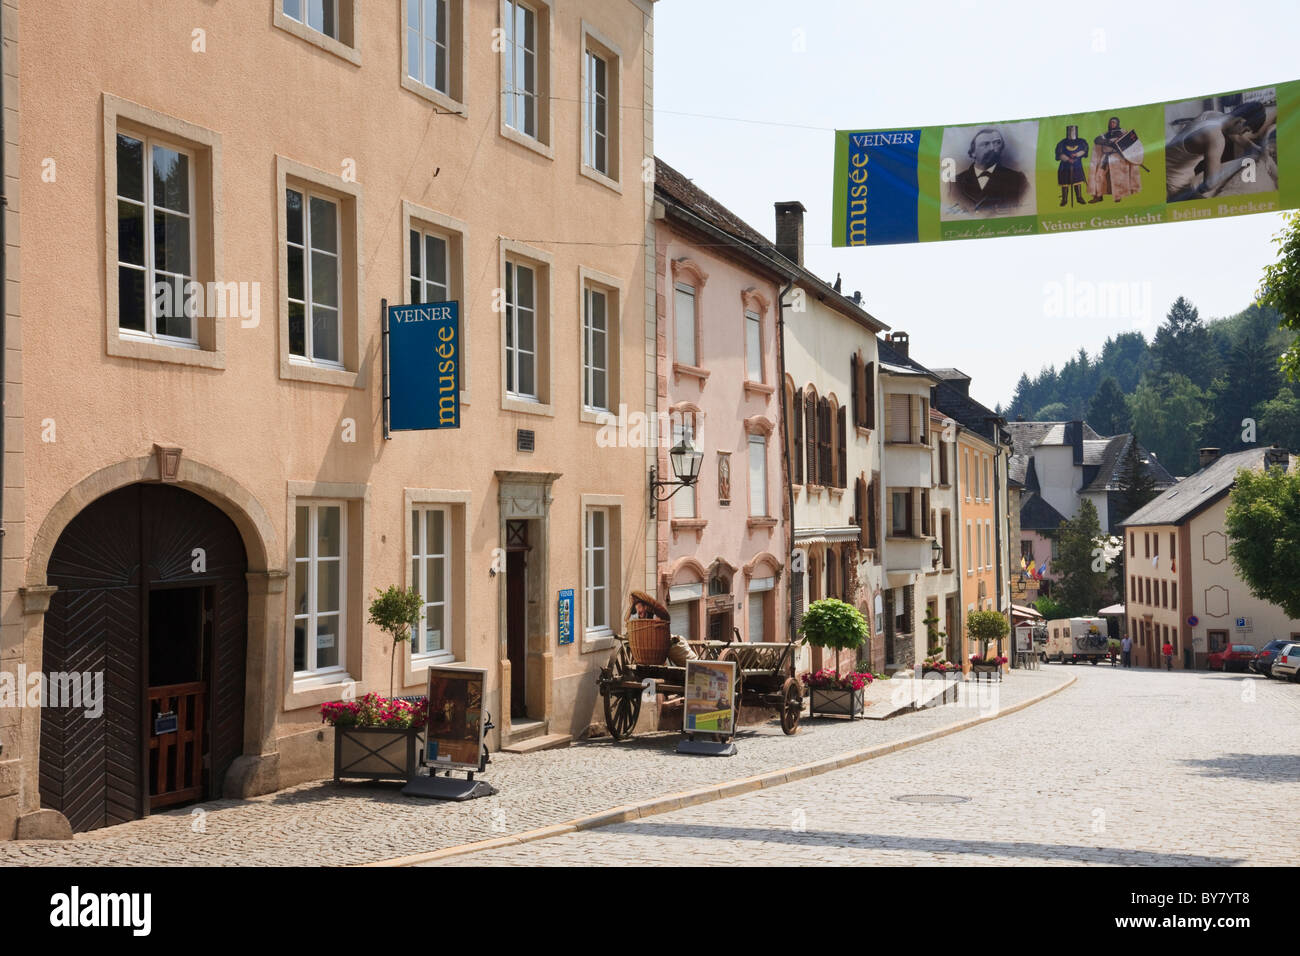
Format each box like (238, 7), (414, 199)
(798, 598), (869, 718)
(323, 693), (430, 782)
(967, 609), (1010, 677)
(923, 608), (947, 660)
(368, 584), (425, 698)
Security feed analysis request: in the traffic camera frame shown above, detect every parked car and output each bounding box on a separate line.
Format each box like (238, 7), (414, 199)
(1272, 643), (1300, 682)
(1207, 644), (1258, 672)
(1251, 639), (1299, 677)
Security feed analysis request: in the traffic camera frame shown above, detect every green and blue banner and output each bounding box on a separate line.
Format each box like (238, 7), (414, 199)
(832, 80), (1298, 246)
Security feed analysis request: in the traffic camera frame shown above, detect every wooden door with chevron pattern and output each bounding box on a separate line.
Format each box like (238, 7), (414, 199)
(41, 483), (248, 833)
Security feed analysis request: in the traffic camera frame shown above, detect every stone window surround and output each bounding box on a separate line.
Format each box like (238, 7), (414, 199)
(499, 237), (555, 416)
(498, 0), (555, 160)
(273, 0), (362, 67)
(284, 480), (371, 712)
(578, 265), (624, 424)
(402, 201), (471, 404)
(276, 155), (365, 389)
(102, 94), (226, 369)
(399, 0), (469, 115)
(401, 487), (472, 687)
(580, 493), (623, 653)
(740, 287), (773, 393)
(579, 19), (623, 194)
(671, 256), (708, 382)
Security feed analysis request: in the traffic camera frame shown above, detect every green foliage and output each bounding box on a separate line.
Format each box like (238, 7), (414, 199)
(1256, 385), (1300, 452)
(1034, 402), (1069, 422)
(966, 610), (1009, 654)
(1115, 435), (1158, 524)
(1150, 296), (1218, 390)
(368, 585), (424, 698)
(1257, 211), (1300, 382)
(1225, 465), (1300, 619)
(798, 598), (868, 652)
(923, 609), (946, 653)
(1052, 499), (1110, 615)
(1088, 376), (1131, 435)
(1034, 595), (1070, 620)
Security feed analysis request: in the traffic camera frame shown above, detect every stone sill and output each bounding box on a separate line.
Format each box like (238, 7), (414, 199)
(673, 362), (710, 384)
(743, 380), (776, 397)
(746, 517), (777, 530)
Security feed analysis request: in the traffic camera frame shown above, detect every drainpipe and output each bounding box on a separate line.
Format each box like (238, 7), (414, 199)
(777, 278), (795, 643)
(1, 12), (8, 589)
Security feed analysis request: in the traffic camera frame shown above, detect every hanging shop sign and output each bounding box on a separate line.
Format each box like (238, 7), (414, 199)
(558, 589), (574, 646)
(832, 80), (1297, 246)
(385, 301), (460, 432)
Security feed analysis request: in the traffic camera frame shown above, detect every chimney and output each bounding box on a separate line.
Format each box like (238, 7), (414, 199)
(1264, 444), (1290, 472)
(774, 201), (806, 266)
(886, 331), (909, 359)
(1198, 447), (1220, 469)
(1069, 419), (1083, 465)
(852, 290), (862, 305)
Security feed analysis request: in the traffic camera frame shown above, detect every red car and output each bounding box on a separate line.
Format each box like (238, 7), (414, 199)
(1207, 644), (1258, 672)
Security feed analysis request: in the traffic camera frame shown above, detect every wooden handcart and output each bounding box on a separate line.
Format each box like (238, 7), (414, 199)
(597, 631), (803, 741)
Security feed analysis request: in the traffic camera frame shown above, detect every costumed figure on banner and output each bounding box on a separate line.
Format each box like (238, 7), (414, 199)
(1054, 125), (1090, 207)
(1088, 116), (1146, 203)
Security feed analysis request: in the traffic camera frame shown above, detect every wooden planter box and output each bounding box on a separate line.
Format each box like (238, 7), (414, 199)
(808, 687), (865, 719)
(968, 662), (1003, 682)
(333, 725), (425, 782)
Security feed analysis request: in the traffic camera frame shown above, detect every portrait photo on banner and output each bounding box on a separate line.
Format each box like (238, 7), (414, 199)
(940, 120), (1039, 221)
(1164, 85), (1279, 203)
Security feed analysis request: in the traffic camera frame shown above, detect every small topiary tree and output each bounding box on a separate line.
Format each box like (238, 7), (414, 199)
(923, 608), (946, 656)
(799, 598), (868, 653)
(368, 585), (424, 698)
(967, 609), (1010, 660)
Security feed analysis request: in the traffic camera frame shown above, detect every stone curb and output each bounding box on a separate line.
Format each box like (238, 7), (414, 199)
(366, 673), (1077, 867)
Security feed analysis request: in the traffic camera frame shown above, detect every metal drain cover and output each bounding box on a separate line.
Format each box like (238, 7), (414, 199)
(892, 794), (970, 805)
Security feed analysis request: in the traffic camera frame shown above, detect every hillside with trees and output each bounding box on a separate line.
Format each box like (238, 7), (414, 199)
(1001, 300), (1298, 476)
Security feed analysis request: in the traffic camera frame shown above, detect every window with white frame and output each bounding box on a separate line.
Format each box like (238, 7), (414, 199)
(583, 285), (609, 411)
(584, 48), (608, 175)
(407, 0), (449, 95)
(116, 132), (196, 344)
(674, 283), (697, 366)
(585, 507), (611, 637)
(745, 311), (763, 382)
(505, 259), (537, 400)
(748, 434), (768, 517)
(748, 576), (775, 642)
(283, 0), (338, 39)
(293, 503), (346, 676)
(409, 227), (449, 304)
(672, 419), (696, 519)
(409, 506), (450, 658)
(503, 0), (538, 138)
(286, 187), (342, 366)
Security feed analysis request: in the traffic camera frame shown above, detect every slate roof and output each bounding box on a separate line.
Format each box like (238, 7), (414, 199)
(1020, 491), (1069, 531)
(1080, 434), (1176, 494)
(1122, 447), (1292, 527)
(932, 379), (1006, 446)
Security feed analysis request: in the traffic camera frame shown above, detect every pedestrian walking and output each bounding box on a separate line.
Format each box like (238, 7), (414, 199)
(1121, 634), (1132, 668)
(1162, 640), (1174, 670)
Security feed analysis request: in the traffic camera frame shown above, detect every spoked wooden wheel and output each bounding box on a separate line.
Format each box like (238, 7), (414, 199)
(780, 677), (802, 735)
(717, 649), (745, 741)
(604, 689), (641, 741)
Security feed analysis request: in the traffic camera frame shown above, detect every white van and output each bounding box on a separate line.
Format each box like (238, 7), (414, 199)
(1044, 617), (1110, 665)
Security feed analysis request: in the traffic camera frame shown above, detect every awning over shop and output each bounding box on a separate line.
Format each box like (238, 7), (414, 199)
(1097, 603), (1126, 615)
(1010, 603), (1043, 620)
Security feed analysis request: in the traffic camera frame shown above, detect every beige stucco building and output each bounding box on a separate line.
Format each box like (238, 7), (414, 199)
(1, 0), (656, 837)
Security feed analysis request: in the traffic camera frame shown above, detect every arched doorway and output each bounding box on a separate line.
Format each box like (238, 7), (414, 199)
(40, 483), (248, 832)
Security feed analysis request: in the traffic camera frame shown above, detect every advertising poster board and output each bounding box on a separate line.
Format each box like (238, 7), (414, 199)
(423, 666), (486, 771)
(683, 659), (736, 735)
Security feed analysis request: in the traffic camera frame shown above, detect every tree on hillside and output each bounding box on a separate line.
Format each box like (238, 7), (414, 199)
(1257, 210), (1300, 382)
(1115, 435), (1159, 523)
(1052, 499), (1111, 615)
(1255, 385), (1300, 452)
(1225, 464), (1300, 619)
(1097, 331), (1150, 393)
(1150, 297), (1218, 390)
(1034, 402), (1068, 422)
(1088, 376), (1131, 435)
(1206, 337), (1280, 451)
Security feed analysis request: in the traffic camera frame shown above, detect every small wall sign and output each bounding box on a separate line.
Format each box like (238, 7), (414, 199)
(154, 711), (178, 735)
(558, 588), (574, 645)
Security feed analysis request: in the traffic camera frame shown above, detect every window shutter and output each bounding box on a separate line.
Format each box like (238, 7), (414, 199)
(855, 476), (867, 548)
(868, 474), (879, 550)
(850, 354), (860, 428)
(791, 570), (805, 636)
(818, 398), (832, 485)
(747, 593), (765, 643)
(921, 490), (931, 536)
(889, 394), (910, 444)
(837, 405), (847, 488)
(805, 394), (818, 485)
(792, 389), (804, 484)
(864, 361), (875, 429)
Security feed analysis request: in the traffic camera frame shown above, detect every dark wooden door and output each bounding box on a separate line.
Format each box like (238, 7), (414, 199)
(42, 484), (247, 832)
(506, 550), (527, 717)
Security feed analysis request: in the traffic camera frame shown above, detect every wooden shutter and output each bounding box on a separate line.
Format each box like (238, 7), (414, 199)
(889, 394), (910, 444)
(805, 393), (818, 485)
(864, 361), (876, 429)
(818, 398), (832, 485)
(868, 474), (879, 550)
(855, 476), (867, 547)
(837, 405), (847, 488)
(792, 389), (804, 484)
(921, 490), (931, 536)
(850, 353), (860, 428)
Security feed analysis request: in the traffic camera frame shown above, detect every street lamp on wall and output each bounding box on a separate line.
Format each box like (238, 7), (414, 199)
(931, 538), (943, 570)
(649, 439), (704, 518)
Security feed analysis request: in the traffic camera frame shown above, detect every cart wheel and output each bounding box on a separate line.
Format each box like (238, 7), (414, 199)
(780, 677), (802, 735)
(717, 648), (745, 723)
(604, 689), (641, 741)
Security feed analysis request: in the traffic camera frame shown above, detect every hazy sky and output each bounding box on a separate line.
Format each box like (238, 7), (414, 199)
(653, 0), (1298, 408)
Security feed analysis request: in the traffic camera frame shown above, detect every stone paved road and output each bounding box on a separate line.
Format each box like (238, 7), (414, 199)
(0, 668), (1065, 866)
(439, 666), (1300, 866)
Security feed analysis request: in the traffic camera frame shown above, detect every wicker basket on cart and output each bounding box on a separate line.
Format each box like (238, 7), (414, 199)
(625, 618), (670, 665)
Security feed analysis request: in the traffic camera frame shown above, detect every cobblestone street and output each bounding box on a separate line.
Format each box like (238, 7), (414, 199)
(0, 668), (1064, 866)
(438, 665), (1300, 866)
